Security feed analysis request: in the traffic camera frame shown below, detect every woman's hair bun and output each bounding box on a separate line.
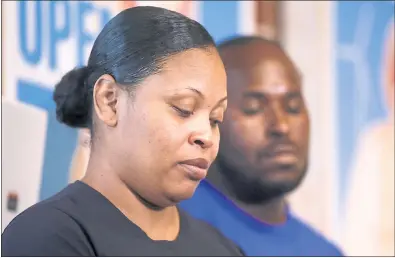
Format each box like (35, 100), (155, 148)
(53, 67), (91, 128)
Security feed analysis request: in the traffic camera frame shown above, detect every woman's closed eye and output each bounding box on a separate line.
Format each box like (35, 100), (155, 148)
(171, 103), (224, 128)
(210, 118), (222, 128)
(172, 106), (194, 118)
(209, 110), (224, 128)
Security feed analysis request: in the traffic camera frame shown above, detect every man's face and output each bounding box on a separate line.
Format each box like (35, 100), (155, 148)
(217, 42), (310, 203)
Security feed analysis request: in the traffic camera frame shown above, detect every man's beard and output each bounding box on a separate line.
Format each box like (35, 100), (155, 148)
(216, 155), (308, 205)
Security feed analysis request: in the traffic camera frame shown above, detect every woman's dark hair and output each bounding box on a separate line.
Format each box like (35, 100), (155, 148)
(53, 6), (216, 129)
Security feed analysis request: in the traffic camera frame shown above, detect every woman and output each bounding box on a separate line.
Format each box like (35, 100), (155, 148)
(2, 6), (243, 256)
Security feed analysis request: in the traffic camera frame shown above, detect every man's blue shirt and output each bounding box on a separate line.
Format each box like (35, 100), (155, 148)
(180, 180), (343, 256)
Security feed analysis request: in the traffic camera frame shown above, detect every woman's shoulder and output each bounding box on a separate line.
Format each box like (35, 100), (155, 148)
(2, 194), (94, 256)
(179, 209), (245, 256)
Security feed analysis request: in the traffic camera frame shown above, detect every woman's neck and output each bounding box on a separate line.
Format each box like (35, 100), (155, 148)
(82, 158), (180, 241)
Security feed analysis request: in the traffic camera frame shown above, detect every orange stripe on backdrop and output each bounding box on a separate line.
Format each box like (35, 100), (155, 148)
(178, 1), (193, 18)
(118, 1), (194, 19)
(119, 1), (136, 10)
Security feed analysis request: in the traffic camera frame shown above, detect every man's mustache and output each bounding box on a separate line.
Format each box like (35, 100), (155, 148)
(256, 139), (298, 160)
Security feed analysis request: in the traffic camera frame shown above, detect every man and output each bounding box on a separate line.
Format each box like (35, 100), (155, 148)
(180, 36), (343, 256)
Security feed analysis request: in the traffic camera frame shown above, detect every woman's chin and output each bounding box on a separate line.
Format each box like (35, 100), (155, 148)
(169, 181), (200, 203)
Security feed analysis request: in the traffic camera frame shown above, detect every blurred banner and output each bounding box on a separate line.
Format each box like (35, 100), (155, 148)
(1, 1), (394, 255)
(335, 1), (394, 256)
(2, 2), (118, 230)
(2, 100), (48, 230)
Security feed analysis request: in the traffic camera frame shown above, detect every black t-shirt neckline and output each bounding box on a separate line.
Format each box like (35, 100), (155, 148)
(72, 180), (187, 246)
(2, 178), (244, 256)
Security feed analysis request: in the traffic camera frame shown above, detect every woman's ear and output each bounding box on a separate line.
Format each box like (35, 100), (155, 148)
(93, 74), (119, 127)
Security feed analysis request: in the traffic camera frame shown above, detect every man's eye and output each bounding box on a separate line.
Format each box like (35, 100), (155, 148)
(286, 97), (303, 114)
(241, 99), (262, 116)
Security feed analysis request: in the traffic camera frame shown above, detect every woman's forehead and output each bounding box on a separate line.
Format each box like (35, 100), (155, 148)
(134, 49), (226, 98)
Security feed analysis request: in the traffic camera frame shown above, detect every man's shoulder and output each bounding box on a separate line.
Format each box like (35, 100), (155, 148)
(289, 214), (344, 256)
(181, 180), (227, 204)
(180, 180), (233, 218)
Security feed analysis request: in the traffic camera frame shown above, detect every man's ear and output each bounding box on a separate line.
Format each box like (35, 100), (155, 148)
(93, 74), (119, 127)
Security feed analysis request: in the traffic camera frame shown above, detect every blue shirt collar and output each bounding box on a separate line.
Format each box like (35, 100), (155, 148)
(200, 179), (293, 228)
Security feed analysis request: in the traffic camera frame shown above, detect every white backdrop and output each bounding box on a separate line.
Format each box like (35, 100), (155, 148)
(5, 3), (392, 255)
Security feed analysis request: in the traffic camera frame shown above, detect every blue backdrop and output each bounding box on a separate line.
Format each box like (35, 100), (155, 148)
(335, 1), (394, 210)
